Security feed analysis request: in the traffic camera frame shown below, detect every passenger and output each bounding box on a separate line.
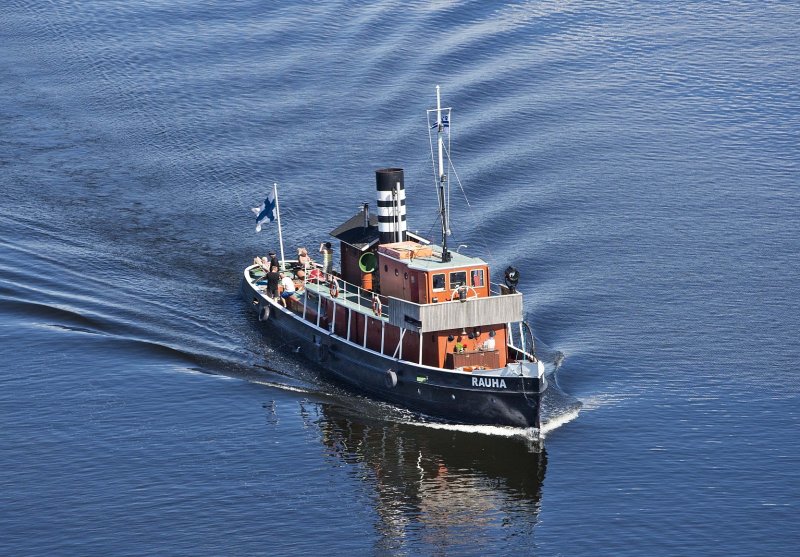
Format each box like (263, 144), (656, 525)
(266, 266), (281, 299)
(297, 247), (313, 271)
(483, 330), (496, 351)
(260, 257), (272, 272)
(319, 241), (333, 276)
(280, 274), (296, 307)
(268, 251), (280, 271)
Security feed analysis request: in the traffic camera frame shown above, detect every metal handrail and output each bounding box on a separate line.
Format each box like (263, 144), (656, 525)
(489, 281), (517, 296)
(296, 263), (389, 319)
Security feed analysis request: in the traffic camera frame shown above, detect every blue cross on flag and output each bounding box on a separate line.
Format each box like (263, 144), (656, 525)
(430, 112), (450, 130)
(252, 190), (277, 232)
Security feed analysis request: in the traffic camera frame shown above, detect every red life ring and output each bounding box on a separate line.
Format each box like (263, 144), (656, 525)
(329, 279), (339, 298)
(372, 295), (382, 317)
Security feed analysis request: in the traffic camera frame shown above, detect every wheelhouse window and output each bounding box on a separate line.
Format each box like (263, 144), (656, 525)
(432, 273), (446, 291)
(471, 269), (485, 288)
(449, 271), (467, 289)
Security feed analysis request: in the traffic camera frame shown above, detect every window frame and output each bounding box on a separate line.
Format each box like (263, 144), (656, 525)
(431, 273), (446, 292)
(449, 271), (467, 289)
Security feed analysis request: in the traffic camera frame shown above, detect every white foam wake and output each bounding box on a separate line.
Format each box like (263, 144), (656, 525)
(400, 420), (534, 439)
(541, 408), (581, 436)
(248, 379), (317, 395)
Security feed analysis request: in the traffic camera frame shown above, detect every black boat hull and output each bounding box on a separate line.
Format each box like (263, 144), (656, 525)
(242, 278), (545, 430)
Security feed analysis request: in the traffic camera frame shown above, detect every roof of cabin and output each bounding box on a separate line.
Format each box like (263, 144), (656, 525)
(329, 212), (380, 251)
(376, 241), (489, 271)
(330, 211), (430, 251)
(404, 246), (488, 271)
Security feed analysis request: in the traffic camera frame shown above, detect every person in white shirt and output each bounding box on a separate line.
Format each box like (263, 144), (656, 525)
(280, 275), (296, 306)
(483, 330), (496, 351)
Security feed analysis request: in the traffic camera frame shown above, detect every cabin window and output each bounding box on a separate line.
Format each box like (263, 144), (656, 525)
(449, 271), (467, 289)
(471, 269), (485, 287)
(432, 273), (446, 291)
(395, 268), (399, 276)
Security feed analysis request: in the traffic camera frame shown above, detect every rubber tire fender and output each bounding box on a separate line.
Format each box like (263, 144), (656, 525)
(384, 369), (398, 388)
(258, 304), (270, 322)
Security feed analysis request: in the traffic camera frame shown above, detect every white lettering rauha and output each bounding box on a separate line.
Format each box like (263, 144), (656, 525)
(471, 377), (507, 389)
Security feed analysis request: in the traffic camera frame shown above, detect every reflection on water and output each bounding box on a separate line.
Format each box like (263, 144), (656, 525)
(309, 403), (546, 552)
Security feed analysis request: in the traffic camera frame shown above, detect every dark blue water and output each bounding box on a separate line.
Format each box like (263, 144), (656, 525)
(2, 1), (798, 555)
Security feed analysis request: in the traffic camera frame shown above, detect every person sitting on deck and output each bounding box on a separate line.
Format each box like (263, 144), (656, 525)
(280, 274), (297, 307)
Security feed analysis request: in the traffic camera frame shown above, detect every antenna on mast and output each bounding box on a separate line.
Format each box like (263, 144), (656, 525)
(435, 85), (452, 263)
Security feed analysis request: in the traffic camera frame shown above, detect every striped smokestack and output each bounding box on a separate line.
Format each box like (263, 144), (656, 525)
(376, 168), (407, 244)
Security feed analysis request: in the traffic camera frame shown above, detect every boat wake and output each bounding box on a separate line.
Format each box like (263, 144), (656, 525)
(400, 419), (536, 439)
(399, 409), (580, 440)
(247, 379), (320, 396)
(541, 408), (581, 435)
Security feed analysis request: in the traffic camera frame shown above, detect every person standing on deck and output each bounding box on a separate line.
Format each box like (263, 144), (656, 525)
(268, 251), (279, 271)
(319, 242), (333, 276)
(266, 266), (281, 299)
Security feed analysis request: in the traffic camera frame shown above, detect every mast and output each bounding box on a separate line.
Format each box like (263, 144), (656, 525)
(273, 182), (286, 270)
(436, 85), (452, 263)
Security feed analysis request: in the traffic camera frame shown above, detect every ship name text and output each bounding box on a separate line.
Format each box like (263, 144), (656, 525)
(471, 377), (507, 389)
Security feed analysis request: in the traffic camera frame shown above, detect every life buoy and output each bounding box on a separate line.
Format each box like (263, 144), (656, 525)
(329, 279), (339, 298)
(384, 369), (398, 388)
(258, 304), (270, 322)
(372, 295), (382, 317)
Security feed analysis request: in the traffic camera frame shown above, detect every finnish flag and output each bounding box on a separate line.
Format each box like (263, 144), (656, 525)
(252, 190), (277, 232)
(430, 112), (450, 130)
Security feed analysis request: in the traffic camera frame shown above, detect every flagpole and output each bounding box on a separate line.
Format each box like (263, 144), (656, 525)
(273, 182), (286, 270)
(436, 85), (451, 263)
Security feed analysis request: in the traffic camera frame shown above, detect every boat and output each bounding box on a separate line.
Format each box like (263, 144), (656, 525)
(241, 86), (546, 437)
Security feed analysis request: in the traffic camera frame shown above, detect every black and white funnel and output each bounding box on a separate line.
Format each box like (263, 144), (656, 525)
(375, 167), (407, 245)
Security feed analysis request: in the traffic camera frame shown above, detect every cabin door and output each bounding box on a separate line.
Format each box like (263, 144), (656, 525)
(410, 273), (420, 303)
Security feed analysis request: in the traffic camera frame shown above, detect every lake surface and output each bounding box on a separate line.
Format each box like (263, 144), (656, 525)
(2, 1), (798, 555)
